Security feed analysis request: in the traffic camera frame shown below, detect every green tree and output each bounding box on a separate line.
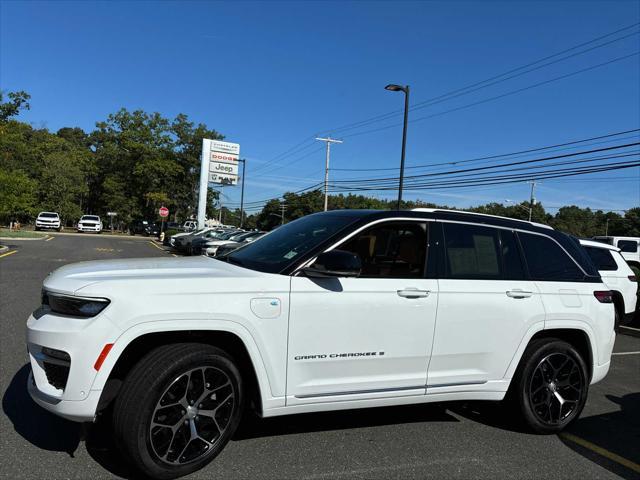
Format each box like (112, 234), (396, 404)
(0, 168), (37, 222)
(0, 91), (31, 122)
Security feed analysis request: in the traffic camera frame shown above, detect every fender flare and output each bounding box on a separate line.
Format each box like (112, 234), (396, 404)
(89, 319), (276, 405)
(503, 321), (597, 380)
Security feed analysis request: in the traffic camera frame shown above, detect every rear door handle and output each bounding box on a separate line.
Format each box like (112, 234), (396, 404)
(506, 289), (533, 299)
(397, 288), (430, 298)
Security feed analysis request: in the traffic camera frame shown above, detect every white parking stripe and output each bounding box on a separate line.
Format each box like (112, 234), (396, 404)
(611, 351), (640, 356)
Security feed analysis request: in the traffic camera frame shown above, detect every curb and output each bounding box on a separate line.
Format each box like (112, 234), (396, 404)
(0, 235), (48, 241)
(619, 325), (640, 339)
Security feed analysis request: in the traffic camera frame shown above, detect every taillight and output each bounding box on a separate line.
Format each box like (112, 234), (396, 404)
(593, 291), (613, 303)
(628, 275), (637, 283)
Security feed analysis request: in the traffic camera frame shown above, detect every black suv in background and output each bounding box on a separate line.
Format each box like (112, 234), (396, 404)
(129, 220), (161, 236)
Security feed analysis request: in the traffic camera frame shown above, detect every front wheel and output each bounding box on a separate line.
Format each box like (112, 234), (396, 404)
(113, 344), (243, 479)
(512, 339), (588, 434)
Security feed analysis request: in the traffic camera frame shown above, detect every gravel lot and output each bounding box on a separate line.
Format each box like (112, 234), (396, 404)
(1, 234), (638, 479)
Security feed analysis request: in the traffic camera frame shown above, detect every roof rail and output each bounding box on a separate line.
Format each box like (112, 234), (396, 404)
(411, 208), (554, 230)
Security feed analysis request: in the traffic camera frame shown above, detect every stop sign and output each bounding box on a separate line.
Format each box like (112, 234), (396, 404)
(159, 207), (169, 218)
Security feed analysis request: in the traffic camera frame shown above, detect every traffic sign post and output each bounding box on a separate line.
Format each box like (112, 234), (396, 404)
(158, 206), (169, 240)
(107, 212), (117, 233)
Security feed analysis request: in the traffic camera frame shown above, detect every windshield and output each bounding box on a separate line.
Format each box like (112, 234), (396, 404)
(230, 232), (254, 242)
(82, 215), (100, 221)
(217, 230), (240, 240)
(39, 212), (58, 218)
(225, 213), (359, 273)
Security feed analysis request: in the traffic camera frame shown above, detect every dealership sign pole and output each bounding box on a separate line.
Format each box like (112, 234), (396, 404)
(197, 139), (240, 229)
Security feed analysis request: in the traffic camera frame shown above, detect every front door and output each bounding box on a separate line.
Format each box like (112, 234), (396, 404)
(287, 220), (438, 405)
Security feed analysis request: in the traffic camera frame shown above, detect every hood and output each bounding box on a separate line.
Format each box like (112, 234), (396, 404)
(80, 218), (101, 224)
(43, 256), (262, 294)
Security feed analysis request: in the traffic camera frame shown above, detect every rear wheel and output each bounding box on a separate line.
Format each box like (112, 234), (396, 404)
(512, 339), (588, 434)
(113, 344), (243, 479)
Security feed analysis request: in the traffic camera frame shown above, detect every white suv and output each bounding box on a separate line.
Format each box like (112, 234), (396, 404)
(26, 209), (615, 479)
(35, 212), (61, 231)
(592, 236), (640, 271)
(580, 239), (638, 328)
(77, 215), (103, 233)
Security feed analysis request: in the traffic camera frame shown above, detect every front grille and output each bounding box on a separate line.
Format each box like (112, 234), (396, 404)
(43, 361), (70, 390)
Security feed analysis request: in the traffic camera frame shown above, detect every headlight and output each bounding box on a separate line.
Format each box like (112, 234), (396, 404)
(42, 290), (110, 318)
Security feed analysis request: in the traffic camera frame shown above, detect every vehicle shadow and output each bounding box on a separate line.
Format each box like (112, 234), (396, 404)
(2, 364), (82, 455)
(234, 401), (458, 440)
(446, 400), (529, 433)
(450, 395), (640, 480)
(83, 402), (459, 479)
(559, 393), (640, 480)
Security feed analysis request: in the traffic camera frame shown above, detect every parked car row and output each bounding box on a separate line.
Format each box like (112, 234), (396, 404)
(168, 226), (266, 256)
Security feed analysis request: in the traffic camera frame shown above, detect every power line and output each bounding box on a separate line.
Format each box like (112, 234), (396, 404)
(341, 52), (640, 141)
(330, 142), (640, 185)
(322, 27), (640, 137)
(332, 128), (640, 172)
(328, 161), (640, 192)
(254, 23), (639, 177)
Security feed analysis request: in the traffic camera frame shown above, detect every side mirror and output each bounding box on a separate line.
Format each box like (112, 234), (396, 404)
(302, 250), (361, 278)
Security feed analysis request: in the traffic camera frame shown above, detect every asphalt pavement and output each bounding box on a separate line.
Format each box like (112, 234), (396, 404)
(1, 235), (638, 479)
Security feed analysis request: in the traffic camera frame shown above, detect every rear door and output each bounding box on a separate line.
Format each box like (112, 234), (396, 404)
(427, 222), (546, 389)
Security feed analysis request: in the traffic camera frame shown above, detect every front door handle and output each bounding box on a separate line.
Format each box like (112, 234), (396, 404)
(506, 289), (533, 299)
(397, 288), (430, 298)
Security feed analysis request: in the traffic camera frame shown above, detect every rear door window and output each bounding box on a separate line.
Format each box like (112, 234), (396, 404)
(519, 233), (584, 281)
(442, 223), (502, 279)
(584, 247), (618, 271)
(617, 240), (638, 253)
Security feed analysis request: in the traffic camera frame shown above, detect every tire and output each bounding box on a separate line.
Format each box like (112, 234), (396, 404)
(112, 343), (243, 479)
(511, 338), (588, 434)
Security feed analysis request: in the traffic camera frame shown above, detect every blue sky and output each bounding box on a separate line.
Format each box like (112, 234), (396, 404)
(2, 0), (639, 215)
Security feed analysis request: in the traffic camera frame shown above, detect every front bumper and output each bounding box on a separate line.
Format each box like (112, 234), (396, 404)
(28, 370), (101, 422)
(77, 224), (101, 232)
(36, 221), (60, 229)
(26, 311), (119, 422)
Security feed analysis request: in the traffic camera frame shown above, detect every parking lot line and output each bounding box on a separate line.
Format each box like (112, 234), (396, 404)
(0, 250), (17, 259)
(44, 236), (54, 242)
(147, 241), (165, 252)
(560, 432), (640, 474)
(611, 351), (640, 356)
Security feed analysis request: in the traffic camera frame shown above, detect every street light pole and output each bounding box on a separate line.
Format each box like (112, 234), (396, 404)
(315, 137), (343, 211)
(385, 84), (410, 210)
(239, 159), (246, 228)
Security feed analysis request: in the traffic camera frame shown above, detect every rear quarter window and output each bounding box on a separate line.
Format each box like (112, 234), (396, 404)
(584, 247), (618, 271)
(518, 232), (584, 281)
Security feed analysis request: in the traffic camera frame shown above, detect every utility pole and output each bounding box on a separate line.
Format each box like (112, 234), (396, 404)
(315, 137), (343, 211)
(280, 202), (286, 225)
(239, 159), (246, 228)
(218, 185), (224, 225)
(528, 180), (537, 222)
(605, 217), (610, 236)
